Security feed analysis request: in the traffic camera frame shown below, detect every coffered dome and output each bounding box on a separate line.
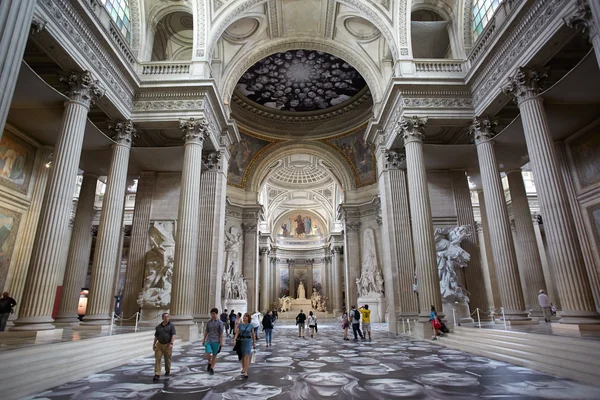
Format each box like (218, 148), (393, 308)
(270, 163), (330, 186)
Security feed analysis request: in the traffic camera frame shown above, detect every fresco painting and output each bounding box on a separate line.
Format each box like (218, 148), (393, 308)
(277, 211), (324, 240)
(0, 130), (36, 194)
(570, 128), (600, 189)
(327, 129), (375, 187)
(0, 207), (22, 291)
(280, 267), (289, 298)
(228, 132), (271, 186)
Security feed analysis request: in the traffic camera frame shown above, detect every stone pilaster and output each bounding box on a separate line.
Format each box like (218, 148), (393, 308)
(450, 170), (489, 315)
(270, 255), (278, 309)
(84, 121), (134, 325)
(504, 69), (600, 324)
(398, 117), (442, 321)
(332, 246), (343, 312)
(377, 147), (418, 332)
(4, 147), (52, 321)
(121, 171), (156, 320)
(565, 0), (600, 69)
(506, 170), (548, 317)
(12, 72), (104, 331)
(260, 247), (270, 311)
(477, 190), (502, 310)
(54, 174), (98, 324)
(343, 221), (361, 308)
(0, 0), (38, 138)
(170, 118), (209, 325)
(470, 117), (528, 320)
(242, 222), (259, 312)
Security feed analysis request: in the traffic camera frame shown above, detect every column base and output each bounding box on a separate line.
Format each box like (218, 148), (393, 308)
(72, 324), (111, 332)
(53, 315), (82, 326)
(175, 324), (200, 342)
(79, 314), (112, 326)
(494, 318), (538, 326)
(551, 322), (600, 332)
(557, 310), (600, 325)
(10, 316), (57, 331)
(192, 313), (210, 323)
(169, 314), (195, 326)
(1, 328), (63, 343)
(412, 321), (435, 340)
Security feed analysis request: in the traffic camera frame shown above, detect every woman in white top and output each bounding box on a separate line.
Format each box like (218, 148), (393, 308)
(251, 311), (262, 339)
(308, 311), (318, 338)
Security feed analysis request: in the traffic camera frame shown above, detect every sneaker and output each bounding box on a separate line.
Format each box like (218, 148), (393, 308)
(432, 337), (438, 341)
(207, 364), (211, 371)
(153, 375), (159, 381)
(165, 371), (170, 376)
(209, 368), (214, 376)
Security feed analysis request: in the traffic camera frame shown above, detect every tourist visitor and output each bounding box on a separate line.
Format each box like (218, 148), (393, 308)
(229, 309), (236, 332)
(307, 311), (318, 338)
(430, 305), (443, 340)
(341, 309), (350, 340)
(0, 291), (16, 331)
(296, 309), (307, 338)
(538, 290), (552, 322)
(262, 310), (274, 346)
(153, 312), (176, 381)
(350, 305), (365, 341)
(251, 310), (262, 339)
(233, 312), (256, 379)
(550, 303), (557, 317)
(203, 308), (224, 376)
(236, 312), (242, 329)
(220, 308), (230, 336)
(360, 304), (372, 340)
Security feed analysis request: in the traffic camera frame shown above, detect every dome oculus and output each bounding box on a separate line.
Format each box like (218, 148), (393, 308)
(236, 50), (367, 112)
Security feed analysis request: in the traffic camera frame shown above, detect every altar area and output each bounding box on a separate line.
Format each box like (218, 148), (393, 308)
(277, 282), (332, 319)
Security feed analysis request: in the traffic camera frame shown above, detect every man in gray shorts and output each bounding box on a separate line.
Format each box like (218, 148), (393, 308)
(203, 308), (224, 375)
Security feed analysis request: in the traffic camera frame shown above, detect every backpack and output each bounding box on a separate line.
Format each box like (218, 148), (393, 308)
(353, 309), (361, 321)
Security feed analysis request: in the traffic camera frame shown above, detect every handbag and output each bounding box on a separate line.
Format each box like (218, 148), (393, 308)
(233, 325), (250, 360)
(432, 318), (442, 330)
(250, 349), (256, 364)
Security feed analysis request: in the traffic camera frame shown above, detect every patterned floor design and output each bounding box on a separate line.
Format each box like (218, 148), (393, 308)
(23, 322), (600, 399)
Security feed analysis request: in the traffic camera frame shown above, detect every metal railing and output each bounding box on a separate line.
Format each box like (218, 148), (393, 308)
(110, 311), (140, 334)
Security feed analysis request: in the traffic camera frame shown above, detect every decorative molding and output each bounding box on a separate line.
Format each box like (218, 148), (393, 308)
(469, 117), (499, 145)
(60, 71), (105, 108)
(130, 0), (141, 56)
(564, 0), (596, 40)
(108, 120), (136, 146)
(30, 17), (47, 35)
(502, 67), (548, 104)
(324, 0), (336, 38)
(386, 149), (406, 170)
(132, 100), (204, 111)
(242, 223), (258, 233)
(267, 0), (280, 37)
(196, 0), (207, 58)
(402, 97), (473, 108)
(203, 151), (222, 170)
(463, 0), (474, 52)
(345, 221), (361, 232)
(398, 0), (408, 47)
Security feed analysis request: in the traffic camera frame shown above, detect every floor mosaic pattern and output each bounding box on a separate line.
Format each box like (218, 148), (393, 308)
(24, 322), (600, 399)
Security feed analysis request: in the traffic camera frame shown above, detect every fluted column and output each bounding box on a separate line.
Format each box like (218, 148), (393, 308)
(170, 118), (209, 325)
(0, 0), (37, 138)
(54, 174), (98, 324)
(83, 122), (134, 325)
(242, 222), (259, 312)
(12, 72), (104, 331)
(344, 221), (361, 307)
(398, 117), (442, 321)
(260, 247), (270, 311)
(332, 246), (342, 312)
(565, 0), (600, 69)
(470, 118), (528, 320)
(377, 147), (418, 333)
(450, 170), (489, 315)
(4, 147), (53, 320)
(504, 68), (600, 324)
(506, 170), (547, 317)
(121, 171), (156, 320)
(477, 189), (502, 310)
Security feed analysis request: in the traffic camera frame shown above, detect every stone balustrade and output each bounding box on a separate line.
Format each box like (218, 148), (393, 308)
(140, 62), (191, 75)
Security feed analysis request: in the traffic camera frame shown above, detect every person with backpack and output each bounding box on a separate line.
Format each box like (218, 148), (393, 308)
(220, 308), (230, 337)
(229, 310), (237, 332)
(307, 311), (318, 338)
(350, 305), (365, 341)
(262, 310), (274, 347)
(296, 309), (307, 338)
(430, 305), (443, 340)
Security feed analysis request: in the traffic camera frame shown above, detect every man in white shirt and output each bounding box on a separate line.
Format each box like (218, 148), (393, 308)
(538, 290), (551, 323)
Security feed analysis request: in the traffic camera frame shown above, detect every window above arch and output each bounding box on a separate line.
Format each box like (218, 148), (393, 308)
(100, 0), (131, 42)
(473, 0), (500, 41)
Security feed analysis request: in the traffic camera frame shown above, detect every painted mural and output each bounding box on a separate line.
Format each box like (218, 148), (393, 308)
(326, 128), (376, 187)
(280, 267), (289, 297)
(228, 132), (271, 187)
(276, 211), (325, 240)
(0, 130), (36, 194)
(570, 128), (600, 189)
(0, 206), (22, 291)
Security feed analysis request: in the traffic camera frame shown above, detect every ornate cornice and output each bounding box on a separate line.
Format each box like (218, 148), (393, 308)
(180, 118), (210, 145)
(60, 71), (105, 108)
(398, 116), (427, 145)
(502, 67), (548, 104)
(402, 97), (473, 108)
(133, 100), (204, 112)
(469, 117), (499, 145)
(564, 0), (596, 40)
(108, 120), (136, 146)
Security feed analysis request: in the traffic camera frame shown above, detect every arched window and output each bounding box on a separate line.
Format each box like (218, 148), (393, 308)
(100, 0), (131, 42)
(473, 0), (500, 41)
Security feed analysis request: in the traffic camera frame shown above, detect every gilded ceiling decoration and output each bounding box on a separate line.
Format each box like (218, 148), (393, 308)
(235, 49), (367, 112)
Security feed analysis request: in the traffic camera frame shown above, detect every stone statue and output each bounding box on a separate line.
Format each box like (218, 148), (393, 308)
(224, 227), (243, 277)
(138, 221), (175, 308)
(356, 228), (384, 297)
(311, 287), (321, 309)
(223, 270), (247, 300)
(297, 281), (306, 299)
(279, 295), (293, 312)
(434, 225), (471, 304)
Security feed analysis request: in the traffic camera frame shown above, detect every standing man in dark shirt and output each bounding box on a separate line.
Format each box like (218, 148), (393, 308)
(229, 309), (236, 332)
(296, 309), (307, 338)
(203, 308), (224, 375)
(220, 308), (230, 337)
(153, 312), (176, 381)
(0, 292), (16, 331)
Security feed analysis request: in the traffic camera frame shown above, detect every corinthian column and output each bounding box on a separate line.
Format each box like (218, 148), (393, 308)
(4, 147), (52, 320)
(121, 171), (156, 320)
(242, 222), (259, 312)
(398, 117), (442, 321)
(170, 118), (209, 325)
(503, 68), (600, 324)
(332, 246), (343, 312)
(260, 247), (270, 311)
(12, 72), (104, 331)
(343, 220), (361, 307)
(83, 122), (134, 325)
(470, 117), (528, 321)
(0, 0), (37, 138)
(506, 170), (547, 317)
(565, 0), (600, 69)
(54, 174), (98, 324)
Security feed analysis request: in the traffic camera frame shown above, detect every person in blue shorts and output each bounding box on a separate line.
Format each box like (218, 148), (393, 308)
(234, 312), (256, 379)
(203, 308), (224, 375)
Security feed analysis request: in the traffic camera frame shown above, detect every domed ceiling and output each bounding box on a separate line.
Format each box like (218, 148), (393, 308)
(235, 50), (367, 112)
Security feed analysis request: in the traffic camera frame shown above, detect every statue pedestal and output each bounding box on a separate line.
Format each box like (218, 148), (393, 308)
(290, 298), (312, 312)
(443, 302), (474, 325)
(357, 296), (386, 323)
(138, 307), (170, 327)
(224, 299), (247, 316)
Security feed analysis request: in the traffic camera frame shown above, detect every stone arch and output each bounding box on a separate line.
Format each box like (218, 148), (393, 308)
(206, 0), (398, 62)
(246, 141), (356, 193)
(410, 0), (466, 58)
(147, 1), (193, 28)
(219, 37), (385, 107)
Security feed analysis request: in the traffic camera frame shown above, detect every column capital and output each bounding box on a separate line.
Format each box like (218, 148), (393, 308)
(203, 151), (222, 170)
(386, 149), (406, 169)
(179, 117), (210, 144)
(242, 223), (257, 233)
(108, 120), (136, 147)
(345, 221), (361, 232)
(60, 71), (105, 108)
(564, 0), (596, 40)
(469, 117), (499, 145)
(331, 246), (342, 254)
(398, 116), (427, 144)
(260, 247), (270, 256)
(502, 67), (548, 104)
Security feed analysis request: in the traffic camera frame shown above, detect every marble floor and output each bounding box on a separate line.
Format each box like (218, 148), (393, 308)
(23, 322), (600, 399)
